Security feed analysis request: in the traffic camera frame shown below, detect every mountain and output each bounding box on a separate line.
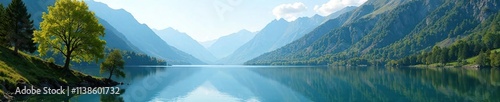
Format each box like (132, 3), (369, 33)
(207, 30), (256, 59)
(200, 39), (217, 48)
(85, 0), (203, 64)
(246, 0), (499, 65)
(322, 6), (357, 23)
(0, 0), (54, 29)
(98, 17), (140, 52)
(1, 0), (139, 56)
(220, 7), (356, 64)
(153, 28), (217, 63)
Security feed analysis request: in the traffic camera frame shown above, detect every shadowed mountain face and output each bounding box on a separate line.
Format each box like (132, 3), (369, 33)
(207, 30), (256, 59)
(98, 18), (140, 52)
(0, 0), (55, 28)
(85, 0), (203, 64)
(153, 28), (217, 63)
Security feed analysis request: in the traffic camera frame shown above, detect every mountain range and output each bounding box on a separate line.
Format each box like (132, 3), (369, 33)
(207, 29), (257, 59)
(200, 40), (217, 48)
(219, 7), (356, 64)
(153, 28), (217, 63)
(5, 0), (496, 66)
(85, 0), (204, 64)
(246, 0), (499, 65)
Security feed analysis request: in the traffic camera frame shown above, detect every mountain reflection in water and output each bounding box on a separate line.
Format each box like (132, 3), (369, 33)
(71, 65), (500, 102)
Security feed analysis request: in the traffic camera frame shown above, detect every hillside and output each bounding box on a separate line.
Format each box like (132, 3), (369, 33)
(208, 30), (256, 59)
(153, 28), (217, 63)
(390, 12), (500, 67)
(0, 47), (115, 101)
(246, 0), (499, 65)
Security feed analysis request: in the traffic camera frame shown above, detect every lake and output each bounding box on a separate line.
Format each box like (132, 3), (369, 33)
(70, 65), (500, 102)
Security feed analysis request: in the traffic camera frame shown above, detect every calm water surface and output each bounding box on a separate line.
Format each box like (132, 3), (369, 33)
(70, 65), (500, 102)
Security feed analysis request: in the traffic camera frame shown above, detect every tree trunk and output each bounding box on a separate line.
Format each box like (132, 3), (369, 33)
(14, 46), (18, 54)
(108, 68), (114, 80)
(64, 44), (72, 70)
(14, 40), (19, 54)
(63, 54), (71, 70)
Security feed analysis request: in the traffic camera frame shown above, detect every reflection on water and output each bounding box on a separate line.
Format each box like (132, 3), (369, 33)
(70, 65), (500, 102)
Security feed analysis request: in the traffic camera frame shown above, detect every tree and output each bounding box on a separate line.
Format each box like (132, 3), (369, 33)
(34, 0), (106, 70)
(475, 52), (489, 67)
(491, 51), (500, 68)
(457, 41), (469, 59)
(433, 46), (441, 61)
(5, 0), (36, 53)
(0, 4), (7, 45)
(100, 49), (125, 80)
(439, 47), (449, 64)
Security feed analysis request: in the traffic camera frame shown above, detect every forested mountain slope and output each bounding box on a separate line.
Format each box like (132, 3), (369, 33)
(247, 0), (499, 65)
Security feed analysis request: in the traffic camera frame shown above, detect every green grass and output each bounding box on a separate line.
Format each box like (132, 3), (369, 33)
(492, 48), (500, 52)
(466, 56), (478, 64)
(464, 48), (500, 64)
(414, 48), (500, 67)
(0, 46), (106, 101)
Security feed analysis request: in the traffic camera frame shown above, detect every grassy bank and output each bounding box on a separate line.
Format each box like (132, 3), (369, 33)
(409, 49), (500, 69)
(0, 46), (116, 101)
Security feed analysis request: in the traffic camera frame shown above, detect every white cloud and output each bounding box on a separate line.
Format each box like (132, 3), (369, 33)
(272, 2), (307, 21)
(314, 0), (367, 16)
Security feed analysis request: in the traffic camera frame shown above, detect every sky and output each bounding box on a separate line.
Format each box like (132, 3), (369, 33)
(92, 0), (367, 42)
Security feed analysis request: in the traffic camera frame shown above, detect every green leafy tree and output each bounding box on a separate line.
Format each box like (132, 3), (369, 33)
(475, 52), (489, 67)
(491, 51), (500, 68)
(5, 0), (36, 53)
(34, 0), (106, 70)
(439, 48), (449, 64)
(100, 49), (125, 80)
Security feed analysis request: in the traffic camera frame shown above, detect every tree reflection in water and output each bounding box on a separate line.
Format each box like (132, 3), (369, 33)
(250, 66), (500, 102)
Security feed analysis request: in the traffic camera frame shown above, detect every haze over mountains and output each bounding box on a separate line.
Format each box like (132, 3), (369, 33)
(207, 30), (257, 59)
(153, 28), (217, 63)
(200, 40), (217, 48)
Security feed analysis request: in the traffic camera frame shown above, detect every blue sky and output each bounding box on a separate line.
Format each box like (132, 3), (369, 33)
(93, 0), (367, 42)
